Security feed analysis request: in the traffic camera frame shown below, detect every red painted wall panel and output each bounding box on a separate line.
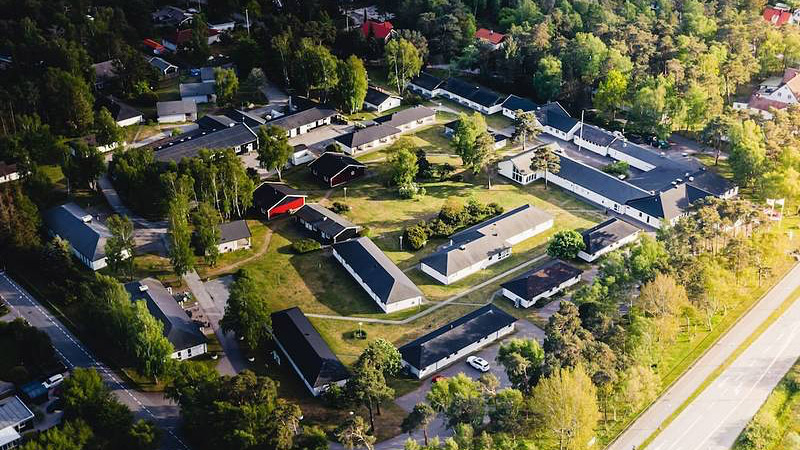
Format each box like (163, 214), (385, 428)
(268, 197), (305, 219)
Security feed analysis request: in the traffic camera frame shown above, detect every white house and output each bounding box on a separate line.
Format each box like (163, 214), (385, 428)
(125, 278), (207, 360)
(399, 304), (517, 379)
(419, 204), (554, 285)
(0, 161), (20, 184)
(438, 78), (506, 115)
(0, 396), (34, 450)
(407, 72), (445, 98)
(291, 144), (315, 165)
(573, 123), (617, 156)
(335, 124), (400, 155)
(373, 105), (436, 132)
(363, 86), (401, 112)
(578, 218), (641, 262)
(148, 57), (178, 77)
(267, 106), (337, 138)
(332, 237), (424, 313)
(100, 95), (143, 127)
(217, 220), (251, 253)
(271, 307), (350, 396)
(500, 94), (538, 119)
(156, 100), (197, 124)
(733, 68), (800, 119)
(501, 259), (583, 308)
(42, 203), (130, 271)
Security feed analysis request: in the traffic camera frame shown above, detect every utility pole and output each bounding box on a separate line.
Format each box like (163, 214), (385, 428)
(245, 9), (250, 36)
(578, 109), (585, 151)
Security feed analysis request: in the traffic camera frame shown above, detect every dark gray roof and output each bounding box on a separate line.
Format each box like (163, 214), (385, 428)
(196, 114), (237, 131)
(43, 203), (110, 262)
(582, 218), (640, 255)
(149, 57), (177, 72)
(295, 204), (360, 239)
(469, 87), (505, 108)
(501, 259), (583, 301)
(626, 184), (710, 220)
(180, 82), (216, 98)
(410, 72), (444, 91)
(267, 107), (337, 131)
(153, 123), (257, 163)
(332, 237), (423, 305)
(308, 152), (365, 179)
(687, 169), (736, 196)
(100, 96), (142, 122)
(253, 182), (306, 211)
(608, 139), (665, 167)
(502, 94), (538, 112)
(443, 78), (478, 99)
(335, 124), (400, 148)
(219, 220), (251, 244)
(271, 307), (350, 389)
(156, 100), (196, 117)
(577, 124), (617, 147)
(399, 304), (516, 370)
(200, 67), (215, 82)
(93, 60), (117, 80)
(125, 278), (207, 351)
(364, 87), (397, 106)
(541, 109), (579, 132)
(373, 106), (435, 128)
(222, 108), (266, 128)
(0, 396), (33, 429)
(421, 204), (553, 277)
(0, 161), (17, 177)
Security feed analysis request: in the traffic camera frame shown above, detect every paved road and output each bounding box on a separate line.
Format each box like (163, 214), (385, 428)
(608, 263), (800, 450)
(0, 272), (188, 450)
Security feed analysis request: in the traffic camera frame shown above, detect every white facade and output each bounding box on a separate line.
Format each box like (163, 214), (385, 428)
(117, 115), (143, 127)
(217, 237), (251, 253)
(158, 114), (190, 124)
(607, 147), (657, 172)
(573, 135), (610, 156)
(285, 116), (332, 138)
(406, 323), (515, 379)
(624, 207), (666, 229)
(393, 114), (436, 132)
(438, 90), (503, 115)
(291, 149), (315, 165)
(172, 342), (207, 360)
(364, 96), (401, 112)
(0, 170), (20, 184)
(542, 122), (580, 141)
(501, 274), (581, 308)
(182, 94), (215, 104)
(406, 83), (441, 99)
(273, 334), (347, 396)
(339, 133), (399, 155)
(332, 247), (422, 313)
(578, 231), (640, 262)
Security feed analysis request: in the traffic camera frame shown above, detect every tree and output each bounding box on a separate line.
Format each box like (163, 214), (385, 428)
(530, 365), (599, 450)
(337, 55), (368, 114)
(166, 175), (194, 277)
(402, 403), (436, 446)
(594, 69), (629, 120)
(488, 388), (525, 434)
(43, 68), (94, 134)
(220, 269), (271, 349)
(512, 110), (541, 151)
(256, 125), (293, 181)
(105, 214), (134, 278)
(192, 202), (222, 266)
(533, 56), (563, 101)
(188, 14), (210, 64)
(0, 184), (41, 252)
(95, 107), (122, 147)
(426, 373), (485, 428)
(336, 415), (375, 450)
(728, 119), (766, 188)
(547, 230), (586, 260)
(542, 301), (593, 374)
(387, 138), (419, 189)
(63, 142), (105, 190)
(385, 38), (423, 94)
(346, 361), (394, 432)
(450, 113), (494, 175)
(130, 300), (173, 382)
(20, 419), (93, 450)
(358, 338), (403, 376)
(214, 68), (239, 107)
(530, 144), (560, 189)
(294, 38), (339, 99)
(568, 33), (608, 86)
(497, 338), (545, 392)
(636, 273), (690, 318)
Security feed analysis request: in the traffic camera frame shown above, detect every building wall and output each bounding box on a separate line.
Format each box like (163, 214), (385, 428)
(406, 323), (516, 379)
(542, 123), (580, 141)
(268, 197), (305, 219)
(330, 166), (366, 187)
(623, 207), (664, 229)
(340, 133), (399, 155)
(217, 237), (252, 253)
(332, 247), (421, 313)
(292, 150), (315, 165)
(365, 96), (401, 112)
(272, 335), (345, 397)
(578, 231), (640, 262)
(158, 113), (192, 124)
(117, 115), (144, 127)
(607, 148), (657, 172)
(182, 94), (213, 104)
(172, 343), (207, 360)
(573, 136), (609, 156)
(0, 171), (21, 184)
(394, 115), (436, 132)
(501, 274), (581, 308)
(421, 246), (512, 285)
(506, 219), (554, 245)
(406, 84), (440, 99)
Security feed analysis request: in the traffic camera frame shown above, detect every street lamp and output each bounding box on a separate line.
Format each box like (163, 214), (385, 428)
(344, 187), (347, 200)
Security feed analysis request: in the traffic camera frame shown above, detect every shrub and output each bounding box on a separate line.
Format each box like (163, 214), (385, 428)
(602, 161), (630, 177)
(292, 238), (321, 254)
(398, 182), (425, 199)
(436, 163), (456, 181)
(360, 226), (371, 238)
(737, 411), (779, 450)
(547, 230), (586, 260)
(404, 224), (429, 250)
(331, 202), (350, 214)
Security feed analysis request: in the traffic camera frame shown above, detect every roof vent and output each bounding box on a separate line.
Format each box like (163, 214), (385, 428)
(688, 176), (694, 182)
(459, 245), (466, 250)
(671, 181), (678, 186)
(81, 214), (92, 223)
(139, 284), (149, 292)
(684, 172), (690, 177)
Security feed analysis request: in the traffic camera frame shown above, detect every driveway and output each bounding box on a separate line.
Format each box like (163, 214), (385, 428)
(97, 175), (168, 255)
(288, 123), (354, 151)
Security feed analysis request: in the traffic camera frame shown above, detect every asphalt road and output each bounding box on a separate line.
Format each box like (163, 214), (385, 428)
(0, 272), (188, 450)
(608, 263), (800, 450)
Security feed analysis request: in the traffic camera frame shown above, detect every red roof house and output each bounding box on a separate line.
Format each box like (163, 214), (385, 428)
(475, 28), (506, 46)
(361, 20), (394, 41)
(253, 182), (307, 220)
(764, 6), (793, 25)
(143, 39), (166, 55)
(162, 28), (220, 51)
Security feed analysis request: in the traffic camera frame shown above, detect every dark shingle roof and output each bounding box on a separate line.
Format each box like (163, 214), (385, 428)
(542, 109), (579, 132)
(468, 87), (505, 108)
(221, 108), (266, 128)
(373, 106), (435, 128)
(688, 170), (736, 196)
(125, 278), (207, 351)
(0, 161), (17, 177)
(196, 114), (237, 130)
(626, 184), (710, 220)
(308, 152), (365, 179)
(333, 237), (423, 305)
(443, 78), (478, 98)
(502, 94), (538, 112)
(43, 203), (110, 262)
(335, 124), (400, 148)
(577, 124), (617, 147)
(410, 72), (444, 91)
(295, 204), (360, 239)
(267, 107), (337, 131)
(271, 307), (350, 389)
(608, 139), (665, 167)
(253, 182), (306, 211)
(399, 304), (516, 370)
(581, 218), (640, 255)
(421, 204), (553, 277)
(180, 82), (216, 98)
(501, 259), (583, 301)
(153, 123), (257, 163)
(99, 95), (142, 122)
(219, 220), (251, 244)
(364, 87), (396, 106)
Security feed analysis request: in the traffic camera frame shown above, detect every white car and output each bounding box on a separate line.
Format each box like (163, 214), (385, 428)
(466, 356), (490, 372)
(42, 374), (64, 389)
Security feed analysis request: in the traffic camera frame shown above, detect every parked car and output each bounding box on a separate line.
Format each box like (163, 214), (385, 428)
(466, 356), (490, 372)
(431, 374), (447, 383)
(46, 398), (63, 414)
(649, 136), (670, 149)
(42, 374), (64, 389)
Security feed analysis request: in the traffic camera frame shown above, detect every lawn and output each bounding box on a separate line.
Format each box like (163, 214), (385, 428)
(427, 98), (513, 130)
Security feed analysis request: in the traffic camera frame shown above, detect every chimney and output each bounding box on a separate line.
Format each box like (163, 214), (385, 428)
(81, 214), (92, 223)
(138, 284), (149, 292)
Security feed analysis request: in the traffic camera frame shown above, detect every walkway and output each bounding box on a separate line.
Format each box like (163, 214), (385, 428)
(608, 263), (800, 450)
(305, 254), (547, 325)
(97, 175), (167, 254)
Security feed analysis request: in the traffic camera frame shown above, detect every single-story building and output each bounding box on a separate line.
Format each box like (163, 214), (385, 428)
(92, 59), (117, 89)
(271, 307), (350, 396)
(99, 95), (143, 127)
(156, 99), (197, 124)
(439, 78), (506, 115)
(253, 182), (307, 220)
(624, 183), (710, 228)
(291, 144), (315, 166)
(500, 259), (583, 308)
(151, 5), (192, 27)
(578, 218), (641, 262)
(573, 124), (618, 156)
(607, 139), (663, 172)
(162, 28), (219, 52)
(363, 87), (401, 112)
(420, 204), (554, 285)
(0, 161), (20, 184)
(152, 123), (257, 162)
(500, 94), (538, 119)
(267, 106), (337, 138)
(407, 72), (445, 98)
(195, 114), (237, 131)
(373, 105), (436, 132)
(308, 152), (366, 187)
(217, 220), (252, 253)
(399, 304), (517, 379)
(42, 203), (129, 271)
(70, 134), (123, 154)
(361, 20), (395, 42)
(335, 124), (400, 155)
(475, 28), (506, 50)
(148, 57), (178, 78)
(180, 82), (216, 104)
(221, 108), (266, 128)
(537, 108), (580, 141)
(491, 132), (509, 149)
(332, 237), (424, 313)
(295, 203), (361, 244)
(200, 67), (216, 83)
(125, 278), (207, 360)
(0, 396), (34, 450)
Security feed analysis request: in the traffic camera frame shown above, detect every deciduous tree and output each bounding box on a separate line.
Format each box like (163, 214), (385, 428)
(256, 125), (293, 181)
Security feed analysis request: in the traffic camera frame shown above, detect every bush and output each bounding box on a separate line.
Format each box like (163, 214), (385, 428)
(404, 224), (429, 250)
(331, 202), (350, 214)
(435, 163), (456, 181)
(737, 411), (779, 450)
(602, 161), (630, 177)
(398, 182), (425, 199)
(547, 230), (586, 260)
(292, 238), (321, 254)
(360, 226), (371, 238)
